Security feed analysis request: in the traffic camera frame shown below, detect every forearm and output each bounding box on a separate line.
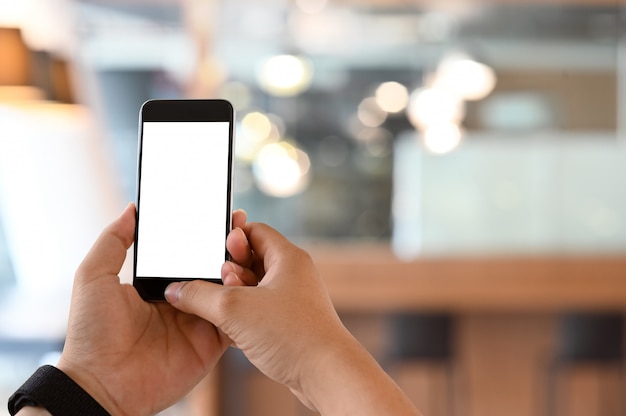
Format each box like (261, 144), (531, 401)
(300, 332), (422, 416)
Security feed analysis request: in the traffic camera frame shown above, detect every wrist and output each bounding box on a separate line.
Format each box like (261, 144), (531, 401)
(55, 359), (120, 416)
(16, 406), (52, 416)
(295, 329), (364, 412)
(298, 332), (422, 416)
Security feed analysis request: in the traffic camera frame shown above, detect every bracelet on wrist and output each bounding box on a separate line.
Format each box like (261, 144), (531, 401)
(8, 365), (110, 416)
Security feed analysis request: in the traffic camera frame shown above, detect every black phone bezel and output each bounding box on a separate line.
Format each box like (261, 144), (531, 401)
(133, 99), (234, 301)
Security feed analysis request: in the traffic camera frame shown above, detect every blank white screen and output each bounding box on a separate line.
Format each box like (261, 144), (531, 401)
(136, 121), (230, 279)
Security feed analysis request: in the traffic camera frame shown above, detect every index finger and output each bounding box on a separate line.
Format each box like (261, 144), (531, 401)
(232, 209), (247, 229)
(242, 222), (305, 275)
(75, 203), (136, 283)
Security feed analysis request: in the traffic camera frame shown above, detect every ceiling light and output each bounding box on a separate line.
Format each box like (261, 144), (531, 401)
(252, 142), (310, 197)
(236, 111), (275, 162)
(406, 87), (465, 129)
(375, 81), (409, 113)
(256, 54), (314, 97)
(422, 123), (462, 154)
(435, 55), (497, 101)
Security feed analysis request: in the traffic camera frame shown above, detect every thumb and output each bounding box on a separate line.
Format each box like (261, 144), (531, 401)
(165, 280), (231, 327)
(76, 202), (135, 283)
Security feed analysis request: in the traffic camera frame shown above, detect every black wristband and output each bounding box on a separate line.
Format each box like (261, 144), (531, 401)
(8, 365), (110, 416)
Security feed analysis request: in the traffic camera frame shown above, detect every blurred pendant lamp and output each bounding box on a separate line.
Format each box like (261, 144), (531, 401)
(0, 27), (30, 85)
(0, 26), (74, 103)
(0, 27), (41, 101)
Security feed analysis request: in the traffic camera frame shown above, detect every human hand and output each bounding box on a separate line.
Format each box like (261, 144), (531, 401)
(166, 221), (346, 408)
(55, 204), (248, 416)
(166, 222), (422, 415)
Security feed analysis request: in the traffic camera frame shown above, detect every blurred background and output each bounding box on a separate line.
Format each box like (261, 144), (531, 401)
(0, 0), (625, 415)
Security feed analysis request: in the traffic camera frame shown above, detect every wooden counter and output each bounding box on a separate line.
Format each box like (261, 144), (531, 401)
(307, 244), (626, 312)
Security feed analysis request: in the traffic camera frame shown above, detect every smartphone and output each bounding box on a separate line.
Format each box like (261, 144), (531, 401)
(133, 99), (234, 301)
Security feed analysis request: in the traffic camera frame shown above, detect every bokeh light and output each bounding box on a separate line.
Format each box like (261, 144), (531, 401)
(252, 142), (311, 197)
(375, 81), (409, 113)
(358, 97), (387, 127)
(406, 87), (465, 129)
(422, 123), (462, 154)
(435, 55), (497, 101)
(236, 111), (275, 162)
(256, 54), (314, 97)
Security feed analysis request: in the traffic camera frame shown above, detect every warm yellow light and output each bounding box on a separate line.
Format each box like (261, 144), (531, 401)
(236, 111), (274, 162)
(435, 56), (497, 101)
(242, 111), (272, 139)
(422, 123), (462, 154)
(358, 97), (387, 127)
(375, 81), (409, 113)
(0, 86), (45, 102)
(406, 87), (465, 129)
(257, 54), (314, 97)
(252, 142), (310, 197)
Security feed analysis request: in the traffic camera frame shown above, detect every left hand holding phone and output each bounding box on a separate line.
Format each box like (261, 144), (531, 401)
(54, 204), (248, 416)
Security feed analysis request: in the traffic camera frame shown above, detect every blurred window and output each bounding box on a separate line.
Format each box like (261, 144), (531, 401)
(73, 0), (624, 252)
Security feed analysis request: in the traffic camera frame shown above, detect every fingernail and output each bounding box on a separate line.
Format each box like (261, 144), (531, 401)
(165, 282), (184, 303)
(235, 228), (249, 247)
(227, 260), (244, 274)
(224, 272), (243, 286)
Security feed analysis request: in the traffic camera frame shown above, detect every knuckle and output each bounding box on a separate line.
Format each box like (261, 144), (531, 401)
(291, 246), (314, 266)
(174, 280), (243, 328)
(179, 280), (201, 306)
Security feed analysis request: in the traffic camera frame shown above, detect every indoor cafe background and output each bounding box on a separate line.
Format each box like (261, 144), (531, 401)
(0, 0), (625, 415)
